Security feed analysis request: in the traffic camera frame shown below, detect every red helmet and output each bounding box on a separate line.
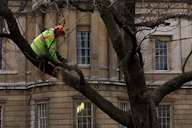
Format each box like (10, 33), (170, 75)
(54, 25), (65, 35)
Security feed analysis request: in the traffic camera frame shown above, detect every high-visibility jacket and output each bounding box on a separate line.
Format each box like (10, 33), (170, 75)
(31, 28), (59, 62)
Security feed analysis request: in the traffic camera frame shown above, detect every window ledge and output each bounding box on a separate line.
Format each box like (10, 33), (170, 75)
(0, 71), (18, 75)
(78, 64), (91, 68)
(145, 70), (182, 74)
(0, 71), (32, 75)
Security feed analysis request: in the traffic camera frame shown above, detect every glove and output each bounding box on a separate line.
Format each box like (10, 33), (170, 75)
(59, 58), (68, 63)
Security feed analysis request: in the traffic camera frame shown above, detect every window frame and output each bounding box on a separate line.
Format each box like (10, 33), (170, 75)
(120, 102), (128, 128)
(0, 100), (6, 128)
(150, 36), (172, 72)
(155, 41), (169, 70)
(157, 104), (172, 128)
(118, 97), (129, 128)
(73, 97), (95, 128)
(157, 100), (174, 128)
(35, 100), (49, 128)
(76, 31), (91, 66)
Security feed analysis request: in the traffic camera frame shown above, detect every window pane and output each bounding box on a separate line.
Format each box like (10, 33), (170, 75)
(82, 57), (85, 64)
(164, 57), (167, 63)
(160, 63), (163, 70)
(38, 104), (47, 128)
(88, 50), (90, 56)
(77, 32), (90, 64)
(156, 61), (159, 70)
(82, 41), (85, 47)
(156, 49), (159, 55)
(82, 49), (85, 56)
(88, 124), (91, 128)
(164, 64), (167, 70)
(155, 41), (159, 48)
(155, 41), (168, 70)
(156, 56), (159, 62)
(163, 42), (167, 48)
(120, 103), (127, 128)
(164, 49), (167, 55)
(159, 41), (163, 48)
(87, 57), (90, 64)
(158, 105), (171, 128)
(76, 102), (93, 128)
(160, 49), (164, 55)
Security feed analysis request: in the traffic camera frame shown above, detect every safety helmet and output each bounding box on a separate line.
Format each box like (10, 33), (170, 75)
(54, 25), (65, 35)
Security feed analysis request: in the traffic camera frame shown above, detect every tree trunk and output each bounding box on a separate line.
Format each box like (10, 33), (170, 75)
(126, 55), (158, 128)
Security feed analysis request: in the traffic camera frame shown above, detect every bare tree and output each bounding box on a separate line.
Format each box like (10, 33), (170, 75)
(1, 0), (192, 127)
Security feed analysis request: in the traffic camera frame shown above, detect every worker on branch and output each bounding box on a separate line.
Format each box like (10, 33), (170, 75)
(31, 25), (67, 64)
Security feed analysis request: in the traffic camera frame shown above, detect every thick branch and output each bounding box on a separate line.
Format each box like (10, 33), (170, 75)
(61, 68), (134, 127)
(18, 0), (28, 12)
(135, 20), (170, 28)
(46, 55), (135, 127)
(164, 13), (192, 20)
(182, 50), (192, 73)
(69, 0), (94, 12)
(153, 71), (192, 106)
(108, 6), (137, 54)
(99, 9), (125, 60)
(48, 58), (135, 127)
(0, 33), (13, 40)
(135, 13), (192, 28)
(111, 8), (192, 29)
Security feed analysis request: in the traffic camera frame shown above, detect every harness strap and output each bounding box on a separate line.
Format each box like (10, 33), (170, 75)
(43, 61), (56, 81)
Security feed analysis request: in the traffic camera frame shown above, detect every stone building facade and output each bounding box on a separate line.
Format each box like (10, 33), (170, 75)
(0, 0), (192, 128)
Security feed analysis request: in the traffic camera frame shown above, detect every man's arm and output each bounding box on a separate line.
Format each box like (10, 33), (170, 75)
(56, 51), (67, 63)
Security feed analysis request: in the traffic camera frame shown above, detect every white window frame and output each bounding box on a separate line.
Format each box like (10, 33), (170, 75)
(77, 32), (90, 65)
(37, 103), (47, 128)
(157, 105), (172, 128)
(155, 41), (169, 70)
(76, 101), (93, 128)
(0, 101), (6, 128)
(120, 103), (127, 128)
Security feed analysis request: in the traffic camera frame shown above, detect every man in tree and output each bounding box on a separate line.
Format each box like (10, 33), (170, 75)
(31, 25), (67, 63)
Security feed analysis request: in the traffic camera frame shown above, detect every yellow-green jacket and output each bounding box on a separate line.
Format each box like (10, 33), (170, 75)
(31, 28), (59, 62)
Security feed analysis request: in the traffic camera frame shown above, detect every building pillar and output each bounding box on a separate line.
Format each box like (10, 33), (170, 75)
(90, 11), (99, 80)
(44, 5), (57, 29)
(35, 12), (44, 81)
(68, 10), (77, 64)
(109, 39), (118, 80)
(35, 12), (43, 36)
